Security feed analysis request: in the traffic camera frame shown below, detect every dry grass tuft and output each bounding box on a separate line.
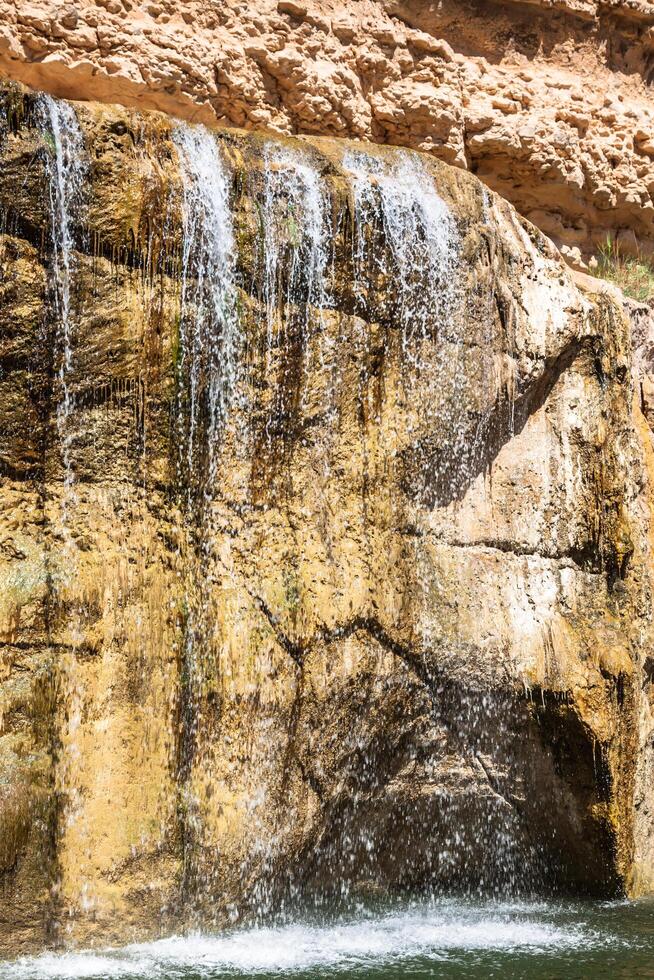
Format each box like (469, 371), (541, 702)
(595, 238), (654, 303)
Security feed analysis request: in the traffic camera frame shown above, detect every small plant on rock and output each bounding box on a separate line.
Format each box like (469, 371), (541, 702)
(595, 236), (654, 303)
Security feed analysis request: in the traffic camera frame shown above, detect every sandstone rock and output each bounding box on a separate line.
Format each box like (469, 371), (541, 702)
(0, 2), (651, 259)
(278, 0), (307, 17)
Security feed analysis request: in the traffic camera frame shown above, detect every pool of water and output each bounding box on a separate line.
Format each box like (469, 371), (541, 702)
(2, 898), (653, 979)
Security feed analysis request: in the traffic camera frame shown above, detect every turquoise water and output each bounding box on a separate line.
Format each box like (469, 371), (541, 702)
(2, 898), (653, 979)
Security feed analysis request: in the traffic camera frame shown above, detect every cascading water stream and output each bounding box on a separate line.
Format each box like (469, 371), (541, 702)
(256, 144), (333, 448)
(171, 123), (241, 911)
(259, 145), (331, 341)
(341, 148), (485, 530)
(35, 94), (87, 541)
(167, 131), (530, 916)
(343, 146), (466, 621)
(170, 133), (338, 918)
(32, 95), (92, 926)
(172, 124), (239, 496)
(345, 149), (459, 362)
(336, 149), (533, 896)
(343, 149), (467, 462)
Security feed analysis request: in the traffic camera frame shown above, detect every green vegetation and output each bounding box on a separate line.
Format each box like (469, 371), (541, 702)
(282, 567), (301, 615)
(595, 237), (654, 303)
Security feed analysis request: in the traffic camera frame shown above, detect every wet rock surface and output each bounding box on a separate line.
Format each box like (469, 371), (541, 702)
(0, 83), (653, 955)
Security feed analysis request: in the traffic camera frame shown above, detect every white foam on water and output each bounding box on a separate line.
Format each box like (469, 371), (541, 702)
(1, 901), (602, 979)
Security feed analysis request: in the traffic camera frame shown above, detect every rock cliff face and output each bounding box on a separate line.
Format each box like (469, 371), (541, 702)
(0, 82), (653, 955)
(1, 1), (654, 264)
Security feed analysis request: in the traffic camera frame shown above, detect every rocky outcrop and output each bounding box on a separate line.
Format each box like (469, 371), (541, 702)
(0, 1), (654, 264)
(0, 82), (653, 954)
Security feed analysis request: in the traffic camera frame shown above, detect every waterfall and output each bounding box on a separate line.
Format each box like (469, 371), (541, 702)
(260, 143), (330, 341)
(172, 123), (239, 496)
(333, 149), (532, 897)
(171, 123), (241, 913)
(35, 94), (86, 529)
(169, 131), (337, 917)
(345, 149), (459, 363)
(256, 143), (332, 446)
(0, 79), (639, 959)
(30, 103), (534, 924)
(32, 93), (89, 929)
(342, 148), (479, 507)
(167, 132), (527, 914)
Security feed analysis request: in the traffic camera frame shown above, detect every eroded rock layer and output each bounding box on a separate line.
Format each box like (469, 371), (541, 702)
(0, 83), (653, 955)
(1, 1), (654, 262)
